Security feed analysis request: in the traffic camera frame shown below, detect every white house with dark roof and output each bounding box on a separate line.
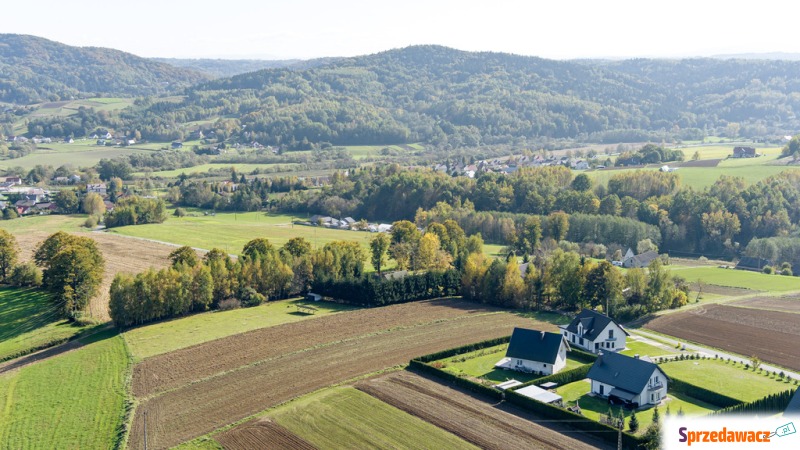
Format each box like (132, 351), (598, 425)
(587, 351), (668, 408)
(561, 309), (628, 354)
(495, 327), (570, 375)
(622, 248), (660, 269)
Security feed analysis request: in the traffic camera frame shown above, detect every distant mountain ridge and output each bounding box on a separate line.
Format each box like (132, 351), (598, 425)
(151, 58), (302, 78)
(0, 34), (210, 104)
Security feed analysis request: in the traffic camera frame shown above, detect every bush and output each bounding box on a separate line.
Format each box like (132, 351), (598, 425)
(218, 298), (241, 311)
(238, 287), (265, 307)
(781, 268), (793, 276)
(9, 262), (42, 287)
(83, 215), (98, 228)
(174, 207), (187, 217)
(763, 265), (774, 274)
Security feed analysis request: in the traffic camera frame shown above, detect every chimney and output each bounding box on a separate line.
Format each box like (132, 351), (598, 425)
(634, 354), (640, 359)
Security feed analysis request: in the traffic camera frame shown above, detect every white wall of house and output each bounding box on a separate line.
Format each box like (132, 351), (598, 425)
(563, 322), (626, 354)
(637, 369), (667, 406)
(509, 358), (555, 375)
(591, 380), (616, 397)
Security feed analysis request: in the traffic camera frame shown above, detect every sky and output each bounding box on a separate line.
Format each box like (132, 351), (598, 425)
(5, 0), (800, 60)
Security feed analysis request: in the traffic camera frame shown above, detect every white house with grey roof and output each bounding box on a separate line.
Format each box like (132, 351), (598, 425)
(561, 309), (628, 354)
(495, 328), (570, 375)
(587, 351), (668, 408)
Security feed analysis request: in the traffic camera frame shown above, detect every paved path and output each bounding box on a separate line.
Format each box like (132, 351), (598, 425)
(631, 328), (800, 381)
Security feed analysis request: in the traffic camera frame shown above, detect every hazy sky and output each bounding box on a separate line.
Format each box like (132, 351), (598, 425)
(5, 1), (800, 60)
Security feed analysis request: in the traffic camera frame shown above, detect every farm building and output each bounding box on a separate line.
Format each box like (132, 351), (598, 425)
(735, 256), (772, 272)
(495, 328), (570, 375)
(561, 309), (628, 354)
(622, 248), (659, 268)
(732, 146), (756, 158)
(587, 351), (668, 408)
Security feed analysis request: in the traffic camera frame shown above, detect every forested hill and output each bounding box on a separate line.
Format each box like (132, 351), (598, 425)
(0, 34), (210, 104)
(121, 45), (800, 146)
(151, 58), (304, 78)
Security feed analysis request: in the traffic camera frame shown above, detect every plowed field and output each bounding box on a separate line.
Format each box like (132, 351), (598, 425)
(731, 295), (800, 313)
(357, 371), (609, 450)
(645, 304), (800, 370)
(128, 300), (541, 449)
(215, 419), (316, 450)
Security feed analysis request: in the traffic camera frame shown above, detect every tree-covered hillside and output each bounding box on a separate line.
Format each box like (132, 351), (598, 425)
(151, 58), (303, 78)
(0, 34), (210, 104)
(114, 45), (800, 147)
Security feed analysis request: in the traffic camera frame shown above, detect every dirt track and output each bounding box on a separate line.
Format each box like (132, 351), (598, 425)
(215, 419), (317, 450)
(128, 306), (535, 449)
(645, 304), (800, 371)
(357, 371), (610, 450)
(14, 231), (174, 321)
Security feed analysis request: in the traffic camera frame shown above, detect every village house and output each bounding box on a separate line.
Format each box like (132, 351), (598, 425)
(587, 351), (668, 408)
(87, 183), (107, 195)
(735, 256), (773, 272)
(621, 248), (660, 269)
(561, 309), (628, 354)
(495, 328), (570, 375)
(732, 146), (756, 158)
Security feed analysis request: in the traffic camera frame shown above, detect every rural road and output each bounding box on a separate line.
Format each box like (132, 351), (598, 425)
(631, 328), (800, 381)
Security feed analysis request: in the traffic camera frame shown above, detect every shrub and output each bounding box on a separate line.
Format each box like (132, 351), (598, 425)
(9, 262), (43, 287)
(83, 215), (98, 228)
(763, 265), (774, 274)
(174, 207), (187, 217)
(781, 268), (793, 276)
(218, 298), (241, 311)
(238, 287), (265, 307)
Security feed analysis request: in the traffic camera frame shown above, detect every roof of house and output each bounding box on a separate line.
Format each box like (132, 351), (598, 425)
(586, 351), (666, 394)
(505, 328), (567, 364)
(562, 309), (629, 341)
(626, 250), (659, 267)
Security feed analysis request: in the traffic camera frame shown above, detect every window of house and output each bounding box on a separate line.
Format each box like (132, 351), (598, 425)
(609, 329), (614, 339)
(579, 337), (584, 346)
(543, 364), (547, 367)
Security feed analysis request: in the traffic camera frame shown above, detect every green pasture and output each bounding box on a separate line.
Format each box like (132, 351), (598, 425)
(139, 163), (303, 178)
(0, 144), (154, 171)
(668, 266), (800, 292)
(661, 359), (794, 402)
(556, 380), (718, 433)
(435, 343), (584, 384)
(269, 386), (477, 450)
(620, 339), (676, 358)
(124, 298), (357, 360)
(0, 287), (95, 361)
(0, 214), (86, 235)
(0, 330), (130, 449)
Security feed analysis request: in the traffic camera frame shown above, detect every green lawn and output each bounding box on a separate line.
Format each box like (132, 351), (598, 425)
(140, 163), (303, 178)
(124, 298), (357, 360)
(0, 287), (95, 361)
(269, 386), (477, 449)
(1, 214), (86, 235)
(435, 344), (585, 384)
(0, 330), (130, 449)
(620, 339), (676, 358)
(661, 359), (794, 402)
(556, 380), (718, 434)
(0, 144), (154, 170)
(668, 266), (800, 292)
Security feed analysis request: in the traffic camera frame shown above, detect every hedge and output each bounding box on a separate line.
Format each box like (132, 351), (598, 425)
(514, 364), (593, 390)
(713, 389), (796, 416)
(669, 377), (742, 409)
(410, 360), (644, 449)
(569, 348), (598, 364)
(312, 269), (461, 306)
(416, 336), (511, 363)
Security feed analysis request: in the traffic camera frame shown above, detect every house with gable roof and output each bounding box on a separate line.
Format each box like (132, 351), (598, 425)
(561, 309), (628, 354)
(495, 327), (570, 375)
(587, 351), (668, 408)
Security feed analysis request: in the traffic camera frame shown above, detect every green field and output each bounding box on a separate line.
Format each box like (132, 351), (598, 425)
(668, 266), (800, 292)
(268, 386), (477, 449)
(0, 214), (86, 235)
(124, 298), (357, 360)
(0, 330), (130, 449)
(140, 163), (303, 178)
(661, 359), (794, 402)
(0, 143), (154, 170)
(620, 339), (676, 358)
(435, 343), (585, 383)
(0, 287), (95, 361)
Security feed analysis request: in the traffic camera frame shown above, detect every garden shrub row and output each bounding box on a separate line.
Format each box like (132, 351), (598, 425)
(514, 364), (593, 390)
(312, 269), (461, 306)
(668, 377), (742, 408)
(416, 336), (511, 363)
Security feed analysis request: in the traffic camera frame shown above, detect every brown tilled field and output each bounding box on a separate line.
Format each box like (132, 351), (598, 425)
(215, 419), (317, 450)
(128, 305), (537, 449)
(645, 304), (800, 370)
(690, 283), (758, 297)
(731, 295), (800, 313)
(14, 231), (174, 321)
(357, 371), (610, 450)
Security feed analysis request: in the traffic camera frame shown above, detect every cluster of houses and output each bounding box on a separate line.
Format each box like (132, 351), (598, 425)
(433, 154), (598, 178)
(305, 214), (393, 233)
(0, 177), (115, 216)
(4, 136), (53, 144)
(495, 309), (668, 410)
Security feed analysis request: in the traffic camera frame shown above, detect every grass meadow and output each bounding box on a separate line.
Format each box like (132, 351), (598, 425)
(660, 359), (795, 402)
(124, 298), (357, 360)
(139, 163), (303, 178)
(0, 287), (95, 361)
(0, 141), (155, 170)
(668, 266), (800, 292)
(268, 386), (477, 449)
(0, 330), (130, 449)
